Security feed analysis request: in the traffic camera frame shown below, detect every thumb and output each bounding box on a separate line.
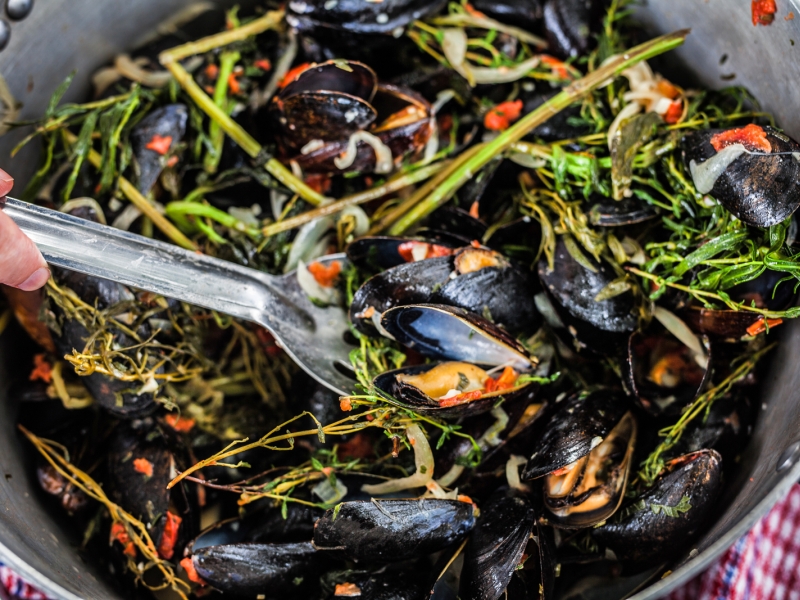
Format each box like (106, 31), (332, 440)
(0, 209), (50, 290)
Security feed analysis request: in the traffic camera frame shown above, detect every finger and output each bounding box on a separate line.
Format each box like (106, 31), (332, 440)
(0, 209), (50, 290)
(0, 168), (13, 197)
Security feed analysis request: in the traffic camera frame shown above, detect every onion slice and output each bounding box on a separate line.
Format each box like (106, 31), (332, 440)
(362, 424), (433, 495)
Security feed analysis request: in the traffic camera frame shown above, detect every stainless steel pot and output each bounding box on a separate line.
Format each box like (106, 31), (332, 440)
(0, 2), (799, 598)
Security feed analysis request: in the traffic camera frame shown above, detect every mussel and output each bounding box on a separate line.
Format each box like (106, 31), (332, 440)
(313, 499), (475, 561)
(593, 449), (723, 566)
(588, 197), (659, 227)
(131, 103), (187, 194)
(346, 235), (456, 272)
(543, 0), (601, 59)
(682, 124), (800, 227)
(287, 0), (446, 35)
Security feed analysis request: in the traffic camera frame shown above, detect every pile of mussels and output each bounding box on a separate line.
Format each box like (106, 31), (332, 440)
(3, 0), (799, 599)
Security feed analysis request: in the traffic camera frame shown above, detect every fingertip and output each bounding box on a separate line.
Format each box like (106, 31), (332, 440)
(0, 168), (13, 197)
(17, 267), (50, 292)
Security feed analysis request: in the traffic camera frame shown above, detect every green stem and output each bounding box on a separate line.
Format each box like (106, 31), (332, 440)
(205, 51), (240, 174)
(165, 201), (261, 238)
(388, 29), (690, 235)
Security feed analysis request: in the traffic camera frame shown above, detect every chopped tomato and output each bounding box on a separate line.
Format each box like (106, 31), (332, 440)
(29, 353), (53, 383)
(110, 522), (137, 558)
(227, 72), (241, 95)
(485, 366), (520, 393)
(305, 173), (332, 194)
(308, 260), (342, 287)
(710, 123), (771, 153)
(484, 99), (524, 131)
(752, 0), (777, 25)
(145, 134), (173, 155)
(279, 62), (312, 88)
(181, 557), (207, 586)
(438, 390), (483, 407)
(133, 458), (154, 478)
(340, 397), (353, 412)
(334, 582), (362, 596)
(157, 511), (182, 560)
(204, 64), (219, 80)
(664, 100), (683, 124)
(397, 241), (454, 262)
(254, 59), (272, 71)
(746, 317), (783, 336)
(165, 413), (196, 433)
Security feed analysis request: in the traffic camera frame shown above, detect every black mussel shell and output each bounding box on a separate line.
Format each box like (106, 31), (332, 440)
(373, 361), (535, 419)
(346, 236), (457, 271)
(543, 0), (600, 59)
(281, 59), (377, 102)
(522, 389), (630, 480)
(192, 541), (323, 596)
(313, 499), (475, 561)
(726, 268), (797, 311)
(381, 304), (533, 370)
(350, 256), (452, 334)
(506, 521), (556, 600)
(287, 0), (447, 35)
(459, 489), (536, 600)
(523, 91), (592, 142)
(538, 236), (638, 351)
(589, 197), (659, 227)
(324, 564), (433, 600)
(682, 125), (800, 227)
(543, 411), (637, 529)
(37, 462), (90, 515)
(431, 247), (541, 334)
(593, 449), (723, 567)
(623, 328), (712, 416)
(131, 103), (187, 194)
(470, 0), (543, 30)
(681, 307), (771, 341)
(431, 206), (488, 241)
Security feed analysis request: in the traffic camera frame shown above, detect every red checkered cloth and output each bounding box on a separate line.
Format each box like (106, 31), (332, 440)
(2, 484), (799, 599)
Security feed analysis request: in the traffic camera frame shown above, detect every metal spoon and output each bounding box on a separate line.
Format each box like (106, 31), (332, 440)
(2, 197), (358, 395)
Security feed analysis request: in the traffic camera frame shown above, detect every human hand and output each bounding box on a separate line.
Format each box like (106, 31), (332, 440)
(0, 168), (49, 291)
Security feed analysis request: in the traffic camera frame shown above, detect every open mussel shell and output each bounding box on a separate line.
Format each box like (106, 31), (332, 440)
(131, 103), (187, 194)
(192, 541), (325, 596)
(313, 499), (475, 561)
(459, 488), (536, 600)
(373, 361), (535, 419)
(542, 411), (637, 529)
(588, 197), (658, 227)
(381, 304), (533, 370)
(522, 389), (630, 480)
(287, 0), (447, 35)
(681, 307), (766, 341)
(346, 235), (456, 271)
(623, 328), (712, 416)
(593, 449), (723, 567)
(506, 521), (556, 599)
(538, 236), (638, 352)
(682, 125), (800, 227)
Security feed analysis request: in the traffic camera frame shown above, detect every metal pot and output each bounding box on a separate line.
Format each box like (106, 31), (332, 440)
(0, 1), (798, 599)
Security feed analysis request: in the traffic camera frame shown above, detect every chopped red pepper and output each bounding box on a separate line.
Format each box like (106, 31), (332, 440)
(165, 155), (180, 168)
(786, 11), (795, 19)
(464, 3), (487, 18)
(438, 390), (483, 407)
(484, 367), (519, 393)
(340, 398), (353, 412)
(165, 413), (196, 433)
(256, 327), (283, 357)
(308, 260), (342, 287)
(664, 100), (683, 125)
(540, 54), (571, 80)
(204, 64), (219, 80)
(334, 582), (362, 596)
(470, 240), (481, 248)
(145, 134), (173, 155)
(752, 0), (777, 25)
(710, 123), (772, 153)
(305, 172), (332, 195)
(110, 522), (137, 558)
(397, 241), (454, 263)
(254, 59), (272, 71)
(157, 511), (182, 560)
(469, 201), (480, 219)
(279, 62), (312, 88)
(746, 317), (783, 336)
(227, 72), (241, 95)
(551, 465), (571, 477)
(484, 99), (524, 131)
(29, 353), (53, 383)
(181, 557), (207, 586)
(133, 458), (154, 478)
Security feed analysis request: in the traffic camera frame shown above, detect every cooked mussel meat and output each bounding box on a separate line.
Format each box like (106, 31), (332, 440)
(683, 124), (800, 227)
(593, 449), (723, 566)
(374, 361), (534, 418)
(313, 499), (475, 561)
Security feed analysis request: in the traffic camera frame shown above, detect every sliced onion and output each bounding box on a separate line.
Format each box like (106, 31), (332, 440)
(284, 216), (334, 273)
(334, 131), (394, 174)
(505, 455), (529, 492)
(114, 54), (173, 88)
(442, 28), (470, 82)
(60, 198), (108, 225)
(436, 464), (465, 488)
(441, 28), (540, 86)
(689, 143), (746, 195)
(653, 305), (709, 368)
(433, 14), (547, 49)
(297, 259), (339, 306)
(111, 204), (143, 231)
(338, 205), (370, 236)
(469, 57), (541, 85)
(362, 424), (434, 495)
(607, 102), (642, 150)
(301, 139), (326, 155)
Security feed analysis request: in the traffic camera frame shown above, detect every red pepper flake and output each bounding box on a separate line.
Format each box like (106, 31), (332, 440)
(397, 241), (453, 262)
(456, 494), (475, 505)
(305, 173), (332, 195)
(165, 413), (196, 433)
(29, 353), (53, 383)
(664, 100), (683, 125)
(308, 260), (342, 288)
(166, 155), (179, 168)
(484, 99), (524, 131)
(254, 59), (272, 71)
(204, 85), (215, 94)
(145, 134), (173, 155)
(340, 398), (353, 412)
(334, 582), (362, 596)
(365, 414), (375, 421)
(746, 317), (783, 336)
(710, 124), (772, 153)
(181, 557), (207, 586)
(469, 201), (480, 219)
(204, 64), (219, 80)
(438, 390), (483, 408)
(133, 458), (154, 478)
(470, 240), (481, 248)
(786, 11), (795, 19)
(227, 73), (242, 95)
(279, 62), (312, 88)
(752, 0), (777, 25)
(541, 54), (570, 80)
(110, 522), (137, 558)
(157, 511), (182, 560)
(463, 3), (487, 18)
